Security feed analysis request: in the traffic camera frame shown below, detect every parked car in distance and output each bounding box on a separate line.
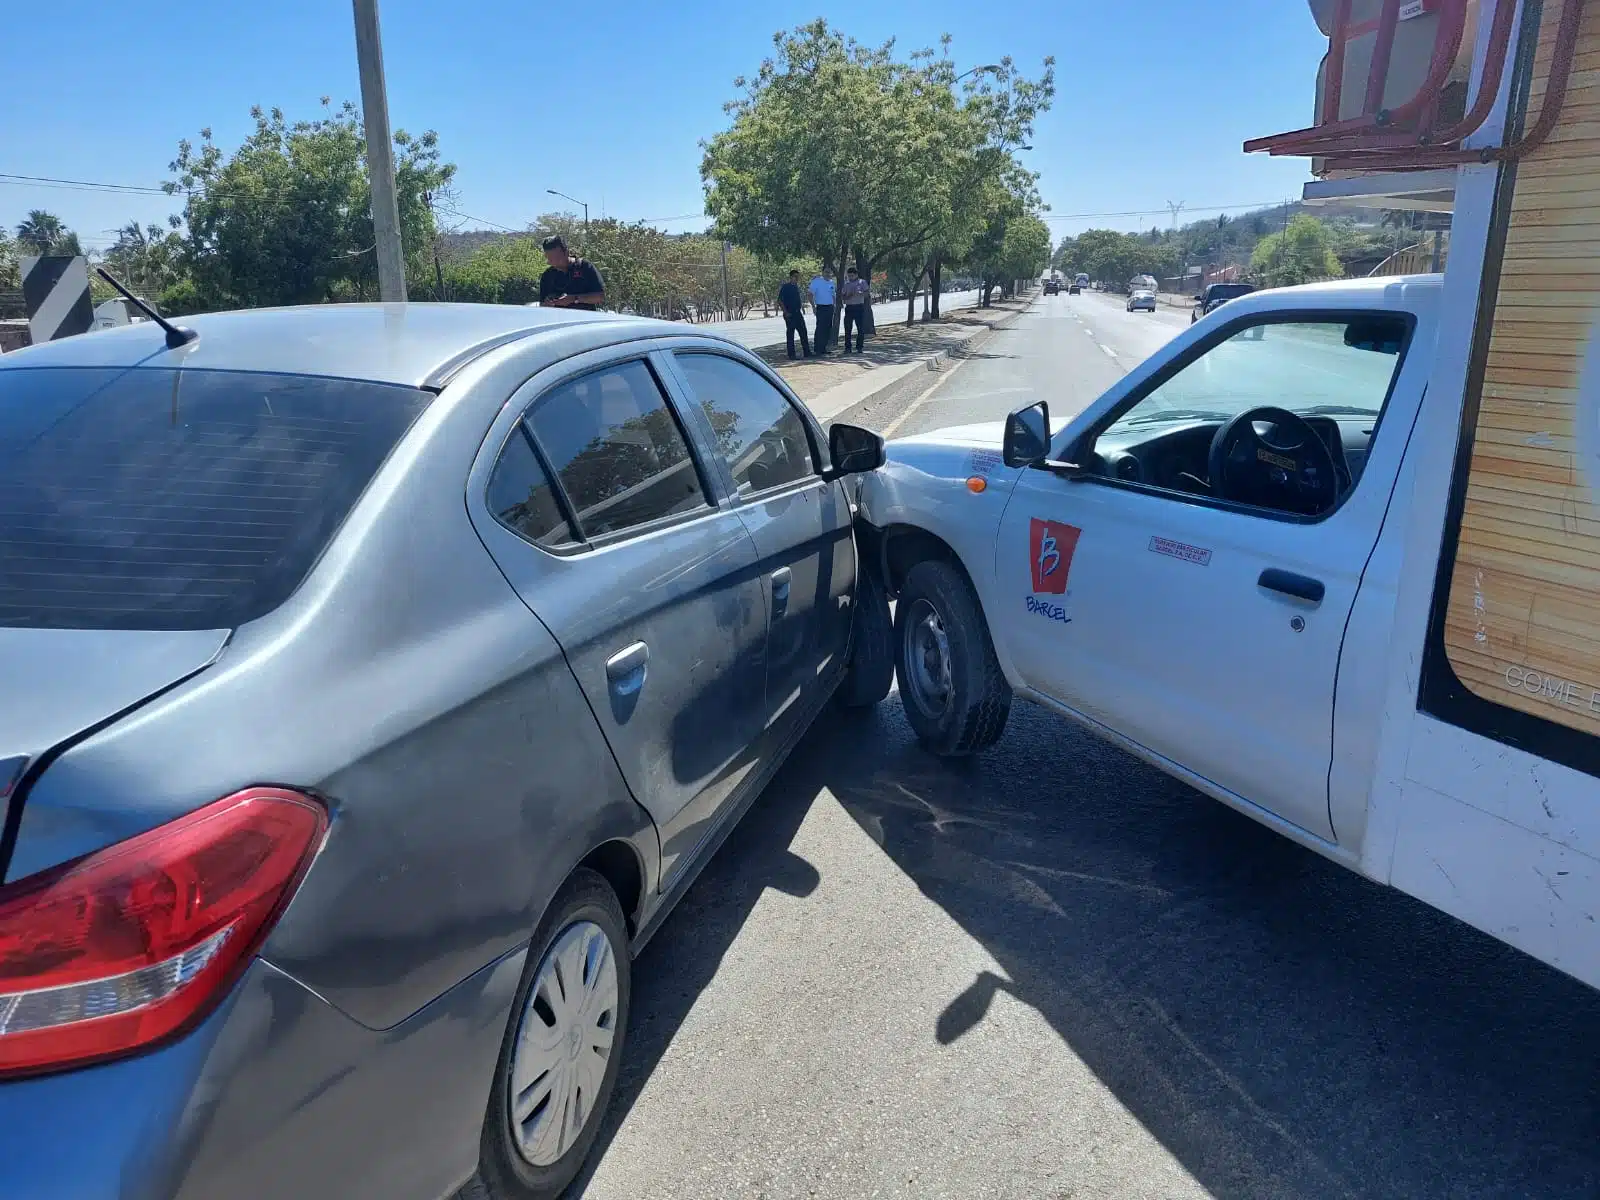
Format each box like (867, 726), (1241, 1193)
(1127, 286), (1157, 312)
(0, 303), (893, 1200)
(1191, 281), (1257, 323)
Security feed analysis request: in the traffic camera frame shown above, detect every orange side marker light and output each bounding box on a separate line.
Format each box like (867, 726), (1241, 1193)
(966, 476), (987, 494)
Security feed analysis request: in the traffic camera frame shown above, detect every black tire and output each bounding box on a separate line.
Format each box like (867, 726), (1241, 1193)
(836, 557), (893, 708)
(893, 560), (1011, 755)
(477, 869), (632, 1200)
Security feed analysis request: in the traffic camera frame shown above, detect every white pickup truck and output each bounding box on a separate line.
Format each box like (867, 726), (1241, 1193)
(855, 0), (1600, 994)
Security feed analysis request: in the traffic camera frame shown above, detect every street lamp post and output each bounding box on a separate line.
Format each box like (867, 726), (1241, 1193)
(546, 189), (589, 252)
(955, 63), (1002, 83)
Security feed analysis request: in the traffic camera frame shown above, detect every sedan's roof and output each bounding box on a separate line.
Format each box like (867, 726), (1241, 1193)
(0, 303), (689, 388)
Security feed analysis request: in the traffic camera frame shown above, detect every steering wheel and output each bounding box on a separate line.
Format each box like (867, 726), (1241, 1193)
(1207, 406), (1341, 517)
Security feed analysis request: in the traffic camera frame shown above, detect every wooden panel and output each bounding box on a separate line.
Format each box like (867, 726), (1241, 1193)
(1443, 0), (1600, 737)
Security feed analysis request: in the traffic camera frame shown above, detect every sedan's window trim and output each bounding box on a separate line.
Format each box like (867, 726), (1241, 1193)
(668, 348), (826, 499)
(495, 353), (723, 555)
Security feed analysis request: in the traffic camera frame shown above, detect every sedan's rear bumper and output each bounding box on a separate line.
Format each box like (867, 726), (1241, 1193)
(0, 951), (525, 1200)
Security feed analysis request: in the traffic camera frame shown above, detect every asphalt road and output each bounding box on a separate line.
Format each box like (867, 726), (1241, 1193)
(703, 289), (981, 350)
(574, 292), (1600, 1200)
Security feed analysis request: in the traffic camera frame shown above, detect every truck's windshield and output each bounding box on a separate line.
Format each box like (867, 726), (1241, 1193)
(1104, 316), (1408, 433)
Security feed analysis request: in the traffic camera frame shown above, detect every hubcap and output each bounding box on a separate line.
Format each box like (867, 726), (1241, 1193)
(507, 920), (619, 1166)
(903, 598), (953, 718)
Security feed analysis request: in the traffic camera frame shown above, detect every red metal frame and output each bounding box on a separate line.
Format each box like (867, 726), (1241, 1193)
(1246, 0), (1472, 155)
(1248, 0), (1587, 171)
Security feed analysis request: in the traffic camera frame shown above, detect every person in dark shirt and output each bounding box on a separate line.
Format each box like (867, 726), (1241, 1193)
(777, 269), (811, 359)
(538, 235), (605, 310)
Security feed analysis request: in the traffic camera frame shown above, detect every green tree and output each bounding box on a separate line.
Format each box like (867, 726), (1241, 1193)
(0, 229), (18, 290)
(1251, 213), (1344, 287)
(921, 49), (1053, 319)
(965, 174), (1051, 305)
(103, 220), (188, 299)
(166, 99), (455, 309)
(703, 21), (1051, 337)
(1067, 227), (1178, 291)
(15, 210), (82, 257)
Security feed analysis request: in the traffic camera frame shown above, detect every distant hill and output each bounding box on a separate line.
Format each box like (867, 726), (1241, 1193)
(437, 229), (527, 262)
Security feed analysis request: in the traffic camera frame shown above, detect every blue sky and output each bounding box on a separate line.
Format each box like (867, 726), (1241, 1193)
(2, 2), (1327, 254)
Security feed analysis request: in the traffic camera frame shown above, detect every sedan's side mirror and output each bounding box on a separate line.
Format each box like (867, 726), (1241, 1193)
(1003, 401), (1051, 467)
(1193, 294), (1204, 302)
(825, 422), (885, 478)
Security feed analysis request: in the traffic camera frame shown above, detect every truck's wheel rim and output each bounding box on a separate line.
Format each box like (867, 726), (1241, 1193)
(508, 920), (619, 1167)
(904, 599), (953, 717)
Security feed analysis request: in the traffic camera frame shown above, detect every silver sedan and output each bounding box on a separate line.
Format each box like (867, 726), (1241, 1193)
(0, 302), (891, 1199)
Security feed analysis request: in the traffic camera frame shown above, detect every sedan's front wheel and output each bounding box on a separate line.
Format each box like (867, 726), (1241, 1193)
(894, 560), (1011, 755)
(478, 869), (631, 1200)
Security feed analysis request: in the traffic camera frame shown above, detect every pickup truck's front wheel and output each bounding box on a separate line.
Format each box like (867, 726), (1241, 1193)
(894, 560), (1011, 755)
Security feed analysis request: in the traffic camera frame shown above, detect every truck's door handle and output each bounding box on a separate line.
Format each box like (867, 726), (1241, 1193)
(770, 566), (792, 607)
(1258, 568), (1325, 604)
(605, 641), (650, 693)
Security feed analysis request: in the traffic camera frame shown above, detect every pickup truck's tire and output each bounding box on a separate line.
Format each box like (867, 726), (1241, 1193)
(836, 558), (893, 708)
(894, 560), (1010, 755)
(477, 869), (631, 1200)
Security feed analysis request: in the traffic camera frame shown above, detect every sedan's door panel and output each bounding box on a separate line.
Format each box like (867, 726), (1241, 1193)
(661, 349), (854, 744)
(467, 349), (770, 888)
(733, 482), (855, 730)
(478, 511), (768, 884)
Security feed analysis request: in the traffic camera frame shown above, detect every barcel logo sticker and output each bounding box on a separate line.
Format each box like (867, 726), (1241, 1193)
(1027, 518), (1080, 625)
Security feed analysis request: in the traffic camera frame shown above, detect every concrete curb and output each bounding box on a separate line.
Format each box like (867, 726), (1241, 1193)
(909, 298), (1031, 373)
(818, 296), (1035, 427)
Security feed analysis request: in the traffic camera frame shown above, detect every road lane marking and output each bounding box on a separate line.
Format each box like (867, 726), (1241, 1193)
(879, 327), (1015, 439)
(1100, 344), (1118, 359)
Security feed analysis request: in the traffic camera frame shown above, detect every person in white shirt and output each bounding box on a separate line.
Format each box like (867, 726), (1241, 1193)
(841, 266), (870, 352)
(808, 271), (836, 354)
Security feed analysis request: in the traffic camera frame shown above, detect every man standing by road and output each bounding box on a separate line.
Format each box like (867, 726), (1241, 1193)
(809, 269), (836, 355)
(778, 269), (811, 359)
(538, 235), (605, 310)
(841, 266), (870, 353)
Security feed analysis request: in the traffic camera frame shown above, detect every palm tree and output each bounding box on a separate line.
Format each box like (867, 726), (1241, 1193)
(15, 210), (68, 254)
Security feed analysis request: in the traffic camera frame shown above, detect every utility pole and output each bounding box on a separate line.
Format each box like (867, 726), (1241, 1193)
(423, 191), (445, 299)
(352, 0), (406, 302)
(719, 239), (732, 321)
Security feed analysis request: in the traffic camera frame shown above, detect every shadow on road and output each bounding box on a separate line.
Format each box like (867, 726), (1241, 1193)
(576, 688), (1600, 1198)
(567, 713), (834, 1196)
(823, 701), (1600, 1199)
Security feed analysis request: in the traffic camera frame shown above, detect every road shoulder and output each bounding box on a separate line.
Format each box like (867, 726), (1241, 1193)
(767, 296), (1034, 427)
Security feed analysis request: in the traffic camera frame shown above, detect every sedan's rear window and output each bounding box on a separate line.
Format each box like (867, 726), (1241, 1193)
(0, 367), (431, 630)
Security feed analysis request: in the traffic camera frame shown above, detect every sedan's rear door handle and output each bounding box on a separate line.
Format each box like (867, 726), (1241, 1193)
(605, 641), (650, 692)
(1258, 568), (1325, 604)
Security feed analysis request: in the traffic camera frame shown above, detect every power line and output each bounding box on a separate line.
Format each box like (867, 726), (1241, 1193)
(1043, 199), (1294, 221)
(0, 171), (707, 231)
(0, 172), (168, 195)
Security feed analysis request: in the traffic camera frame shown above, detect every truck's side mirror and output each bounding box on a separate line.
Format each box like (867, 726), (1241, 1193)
(1003, 401), (1051, 467)
(825, 422), (885, 478)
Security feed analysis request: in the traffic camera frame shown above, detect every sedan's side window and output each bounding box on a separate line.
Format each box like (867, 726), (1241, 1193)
(487, 425), (578, 549)
(526, 359), (710, 540)
(673, 352), (817, 495)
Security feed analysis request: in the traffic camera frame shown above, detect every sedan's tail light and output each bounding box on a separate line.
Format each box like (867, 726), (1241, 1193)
(0, 787), (327, 1078)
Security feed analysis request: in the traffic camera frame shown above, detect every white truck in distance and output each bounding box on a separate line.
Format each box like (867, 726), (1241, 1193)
(855, 0), (1600, 992)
